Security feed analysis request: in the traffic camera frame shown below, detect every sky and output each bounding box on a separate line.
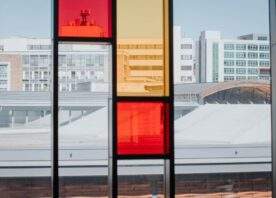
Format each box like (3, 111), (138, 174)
(0, 0), (270, 39)
(174, 0), (269, 39)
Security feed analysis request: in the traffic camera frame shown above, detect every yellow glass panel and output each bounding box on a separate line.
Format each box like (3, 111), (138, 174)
(117, 0), (169, 96)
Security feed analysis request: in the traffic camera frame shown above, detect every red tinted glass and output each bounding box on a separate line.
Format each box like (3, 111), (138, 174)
(117, 102), (170, 155)
(59, 0), (112, 38)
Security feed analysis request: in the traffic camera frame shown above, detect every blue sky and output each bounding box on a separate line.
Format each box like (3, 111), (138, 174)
(0, 0), (270, 39)
(174, 0), (269, 39)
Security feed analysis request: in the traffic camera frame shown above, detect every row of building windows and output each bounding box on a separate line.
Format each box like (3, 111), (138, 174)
(224, 52), (270, 59)
(23, 54), (106, 67)
(224, 75), (270, 81)
(224, 68), (259, 75)
(27, 45), (51, 50)
(128, 55), (163, 60)
(224, 60), (270, 67)
(117, 44), (163, 49)
(224, 44), (270, 51)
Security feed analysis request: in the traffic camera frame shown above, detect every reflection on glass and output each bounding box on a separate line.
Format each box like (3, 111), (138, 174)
(59, 0), (112, 38)
(118, 160), (164, 197)
(117, 0), (169, 96)
(117, 101), (169, 155)
(58, 43), (111, 197)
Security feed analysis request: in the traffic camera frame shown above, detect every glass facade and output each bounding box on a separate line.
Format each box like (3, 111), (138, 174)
(0, 0), (275, 197)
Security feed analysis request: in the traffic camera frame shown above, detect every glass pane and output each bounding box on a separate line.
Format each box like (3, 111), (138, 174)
(117, 0), (169, 96)
(59, 0), (112, 38)
(117, 101), (170, 155)
(58, 43), (112, 197)
(118, 160), (164, 197)
(174, 0), (271, 197)
(0, 0), (51, 197)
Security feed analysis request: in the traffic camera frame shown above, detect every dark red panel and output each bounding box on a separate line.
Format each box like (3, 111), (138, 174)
(117, 101), (170, 155)
(59, 0), (112, 38)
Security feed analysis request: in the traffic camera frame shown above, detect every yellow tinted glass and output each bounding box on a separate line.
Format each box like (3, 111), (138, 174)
(117, 0), (169, 96)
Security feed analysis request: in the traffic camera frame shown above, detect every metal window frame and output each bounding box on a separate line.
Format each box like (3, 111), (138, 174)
(270, 0), (276, 197)
(52, 0), (175, 197)
(52, 0), (115, 197)
(109, 0), (175, 197)
(49, 0), (276, 197)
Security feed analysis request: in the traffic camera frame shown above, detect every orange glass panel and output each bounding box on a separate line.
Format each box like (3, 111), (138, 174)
(117, 0), (169, 96)
(59, 0), (112, 38)
(117, 101), (170, 155)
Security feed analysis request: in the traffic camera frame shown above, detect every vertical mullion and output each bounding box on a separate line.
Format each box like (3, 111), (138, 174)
(269, 0), (276, 196)
(168, 0), (175, 197)
(52, 0), (59, 197)
(111, 0), (118, 197)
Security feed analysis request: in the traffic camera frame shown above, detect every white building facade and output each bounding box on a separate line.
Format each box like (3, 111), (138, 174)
(0, 38), (110, 91)
(174, 26), (196, 84)
(199, 31), (270, 83)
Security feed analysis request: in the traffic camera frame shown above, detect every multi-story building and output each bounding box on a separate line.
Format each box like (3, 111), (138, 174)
(174, 26), (196, 84)
(199, 31), (270, 83)
(117, 39), (166, 95)
(0, 38), (110, 91)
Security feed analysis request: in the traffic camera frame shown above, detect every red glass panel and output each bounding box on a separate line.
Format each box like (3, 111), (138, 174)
(59, 0), (112, 38)
(117, 101), (170, 155)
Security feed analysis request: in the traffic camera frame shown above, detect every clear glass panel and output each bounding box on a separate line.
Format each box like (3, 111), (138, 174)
(59, 0), (112, 38)
(58, 43), (112, 197)
(118, 160), (164, 197)
(117, 101), (170, 155)
(0, 0), (51, 197)
(174, 0), (271, 197)
(117, 0), (169, 96)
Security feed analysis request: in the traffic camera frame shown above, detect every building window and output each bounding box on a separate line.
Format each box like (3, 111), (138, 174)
(224, 60), (235, 66)
(248, 52), (258, 59)
(0, 64), (8, 90)
(181, 55), (192, 60)
(181, 44), (192, 49)
(30, 55), (39, 66)
(247, 68), (258, 75)
(236, 60), (246, 66)
(248, 76), (258, 80)
(224, 52), (234, 58)
(248, 60), (258, 67)
(259, 53), (270, 59)
(236, 52), (246, 58)
(27, 44), (51, 50)
(181, 65), (192, 71)
(224, 43), (234, 50)
(259, 61), (270, 67)
(181, 76), (192, 82)
(247, 44), (258, 51)
(258, 36), (268, 41)
(259, 45), (270, 51)
(236, 76), (247, 80)
(22, 55), (30, 65)
(236, 44), (246, 50)
(224, 76), (235, 81)
(224, 68), (234, 74)
(236, 68), (246, 74)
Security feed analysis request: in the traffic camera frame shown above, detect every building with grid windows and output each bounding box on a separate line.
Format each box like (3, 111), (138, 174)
(174, 26), (196, 84)
(199, 31), (270, 83)
(0, 38), (110, 91)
